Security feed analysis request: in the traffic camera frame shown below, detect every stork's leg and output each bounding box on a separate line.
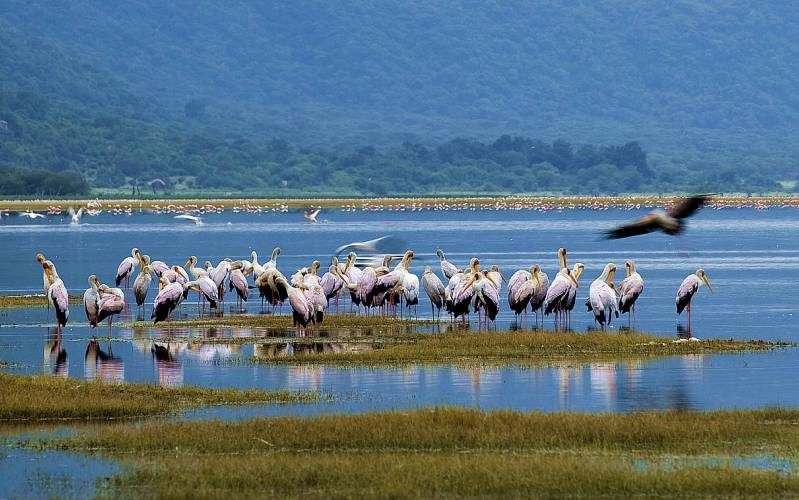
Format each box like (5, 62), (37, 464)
(687, 302), (692, 334)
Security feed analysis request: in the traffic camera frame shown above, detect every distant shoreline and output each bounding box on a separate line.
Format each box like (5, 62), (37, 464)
(1, 195), (797, 212)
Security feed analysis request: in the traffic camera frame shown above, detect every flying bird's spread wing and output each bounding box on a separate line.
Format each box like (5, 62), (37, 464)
(668, 194), (714, 219)
(334, 235), (405, 256)
(603, 214), (660, 240)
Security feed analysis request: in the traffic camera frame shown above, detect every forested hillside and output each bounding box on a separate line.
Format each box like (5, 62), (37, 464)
(0, 1), (796, 195)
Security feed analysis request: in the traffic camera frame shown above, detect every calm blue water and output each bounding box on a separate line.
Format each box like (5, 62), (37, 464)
(0, 207), (798, 415)
(0, 443), (118, 498)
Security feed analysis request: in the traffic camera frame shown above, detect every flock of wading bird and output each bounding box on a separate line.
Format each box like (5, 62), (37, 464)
(33, 194), (716, 334)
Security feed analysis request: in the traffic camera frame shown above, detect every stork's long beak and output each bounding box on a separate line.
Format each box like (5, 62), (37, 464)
(702, 274), (714, 293)
(607, 268), (616, 285)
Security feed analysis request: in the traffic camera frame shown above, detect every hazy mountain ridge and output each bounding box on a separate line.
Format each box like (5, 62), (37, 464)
(0, 1), (796, 195)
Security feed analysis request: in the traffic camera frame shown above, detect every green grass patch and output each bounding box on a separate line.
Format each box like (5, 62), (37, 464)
(247, 330), (781, 366)
(0, 372), (317, 423)
(0, 294), (83, 309)
(52, 407), (799, 497)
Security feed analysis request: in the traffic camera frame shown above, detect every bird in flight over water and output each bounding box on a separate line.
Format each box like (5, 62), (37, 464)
(604, 194), (715, 239)
(303, 208), (321, 223)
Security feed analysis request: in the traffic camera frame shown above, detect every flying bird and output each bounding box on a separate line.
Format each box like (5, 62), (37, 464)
(303, 208), (321, 223)
(334, 235), (404, 256)
(68, 207), (84, 225)
(174, 214), (203, 225)
(604, 194), (714, 239)
(21, 211), (45, 220)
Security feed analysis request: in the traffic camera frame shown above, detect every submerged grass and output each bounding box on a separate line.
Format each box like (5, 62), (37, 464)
(0, 294), (83, 309)
(0, 373), (317, 423)
(249, 330), (780, 366)
(53, 407), (799, 497)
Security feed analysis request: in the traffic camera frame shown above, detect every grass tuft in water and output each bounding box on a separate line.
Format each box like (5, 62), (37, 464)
(0, 373), (317, 423)
(52, 407), (799, 497)
(0, 295), (83, 309)
(246, 330), (782, 366)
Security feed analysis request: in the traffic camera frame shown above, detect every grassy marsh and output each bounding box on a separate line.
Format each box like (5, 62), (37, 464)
(0, 294), (83, 309)
(0, 373), (316, 423)
(53, 407), (799, 497)
(247, 331), (780, 366)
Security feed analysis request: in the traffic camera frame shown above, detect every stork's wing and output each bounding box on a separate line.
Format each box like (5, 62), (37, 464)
(603, 214), (660, 239)
(668, 194), (714, 219)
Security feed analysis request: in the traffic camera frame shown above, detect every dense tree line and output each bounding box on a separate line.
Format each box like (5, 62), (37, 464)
(0, 166), (89, 196)
(0, 86), (783, 195)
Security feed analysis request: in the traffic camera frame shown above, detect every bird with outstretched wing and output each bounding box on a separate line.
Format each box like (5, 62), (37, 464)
(604, 194), (715, 239)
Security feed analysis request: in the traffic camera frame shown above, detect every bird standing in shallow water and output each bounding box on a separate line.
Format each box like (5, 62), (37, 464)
(36, 253), (56, 311)
(587, 263), (619, 330)
(618, 260), (644, 327)
(422, 266), (445, 320)
(152, 277), (185, 323)
(42, 260), (69, 329)
(676, 269), (713, 334)
(134, 265), (153, 316)
(97, 284), (125, 330)
(544, 248), (580, 329)
(436, 249), (461, 280)
(115, 248), (140, 287)
(508, 265), (544, 328)
(84, 275), (101, 328)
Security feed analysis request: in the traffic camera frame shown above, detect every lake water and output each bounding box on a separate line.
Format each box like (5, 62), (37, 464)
(1, 207), (798, 415)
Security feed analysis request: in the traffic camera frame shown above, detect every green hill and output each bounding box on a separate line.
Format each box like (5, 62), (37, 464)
(0, 1), (796, 195)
